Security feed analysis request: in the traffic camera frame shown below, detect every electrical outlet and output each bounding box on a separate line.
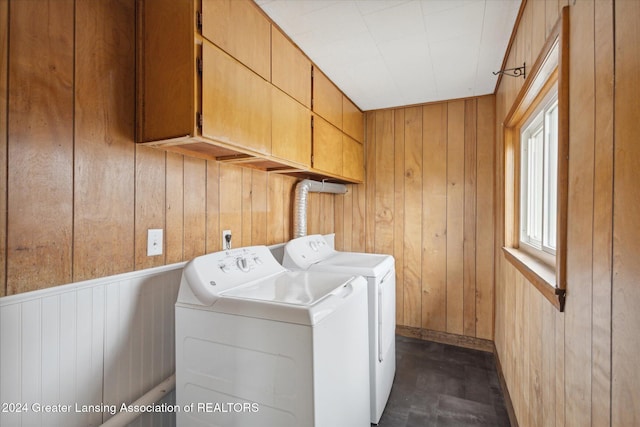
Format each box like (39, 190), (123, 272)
(222, 230), (232, 250)
(147, 229), (163, 256)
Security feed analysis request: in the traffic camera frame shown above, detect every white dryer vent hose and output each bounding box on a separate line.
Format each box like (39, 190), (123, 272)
(293, 179), (347, 238)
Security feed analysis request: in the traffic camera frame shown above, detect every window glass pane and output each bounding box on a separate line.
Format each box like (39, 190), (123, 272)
(544, 101), (558, 251)
(528, 128), (544, 246)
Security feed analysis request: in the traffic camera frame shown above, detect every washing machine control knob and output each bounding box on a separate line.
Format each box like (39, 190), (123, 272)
(218, 263), (230, 273)
(236, 257), (250, 272)
(253, 257), (263, 265)
(309, 241), (319, 251)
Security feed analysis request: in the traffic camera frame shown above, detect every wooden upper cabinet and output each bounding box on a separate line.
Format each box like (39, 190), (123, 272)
(271, 27), (311, 108)
(272, 87), (311, 167)
(312, 67), (343, 129)
(202, 42), (272, 155)
(202, 0), (271, 80)
(136, 0), (195, 142)
(342, 135), (364, 182)
(312, 115), (343, 177)
(342, 96), (364, 142)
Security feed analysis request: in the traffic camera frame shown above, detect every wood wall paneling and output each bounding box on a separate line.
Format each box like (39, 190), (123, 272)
(206, 160), (221, 253)
(475, 95), (495, 340)
(355, 97), (494, 335)
(445, 100), (465, 335)
(463, 99), (477, 337)
(7, 0), (75, 294)
(393, 110), (405, 325)
(165, 152), (185, 264)
(241, 168), (252, 247)
(613, 0), (640, 424)
(74, 0), (136, 282)
(565, 2), (595, 425)
(592, 0), (614, 424)
(493, 0), (624, 426)
(183, 157), (207, 260)
(421, 103), (448, 333)
(135, 146), (166, 270)
(0, 0), (7, 296)
(267, 174), (284, 245)
(402, 107), (422, 328)
(251, 170), (267, 245)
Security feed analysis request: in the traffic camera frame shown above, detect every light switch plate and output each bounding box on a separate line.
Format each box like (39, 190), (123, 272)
(147, 229), (163, 256)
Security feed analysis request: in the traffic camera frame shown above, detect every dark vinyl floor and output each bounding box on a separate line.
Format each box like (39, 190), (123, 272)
(377, 336), (511, 427)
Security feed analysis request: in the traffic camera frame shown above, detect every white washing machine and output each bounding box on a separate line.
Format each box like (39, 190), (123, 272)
(282, 235), (396, 424)
(175, 245), (370, 427)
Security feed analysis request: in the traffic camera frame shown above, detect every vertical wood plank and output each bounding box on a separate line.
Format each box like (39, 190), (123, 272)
(365, 112), (376, 253)
(463, 99), (477, 337)
(282, 175), (296, 242)
(206, 160), (221, 253)
(267, 174), (284, 245)
(342, 185), (354, 251)
(241, 168), (252, 247)
(393, 110), (405, 325)
(422, 103), (448, 332)
(613, 0), (640, 425)
(183, 157), (206, 259)
(475, 96), (495, 340)
(251, 170), (267, 245)
(219, 164), (243, 250)
(446, 100), (465, 335)
(402, 107), (422, 328)
(74, 0), (135, 282)
(353, 183), (366, 252)
(0, 0), (7, 296)
(374, 110), (394, 256)
(7, 0), (74, 293)
(591, 1), (614, 425)
(135, 146), (166, 270)
(165, 153), (184, 263)
(334, 190), (344, 250)
(565, 2), (595, 425)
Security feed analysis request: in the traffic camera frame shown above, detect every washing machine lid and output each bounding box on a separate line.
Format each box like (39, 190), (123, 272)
(311, 252), (394, 278)
(214, 271), (366, 325)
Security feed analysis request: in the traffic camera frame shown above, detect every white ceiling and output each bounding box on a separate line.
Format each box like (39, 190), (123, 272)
(256, 0), (522, 111)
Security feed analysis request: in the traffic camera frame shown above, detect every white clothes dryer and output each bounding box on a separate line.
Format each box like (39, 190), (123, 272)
(282, 235), (396, 424)
(176, 245), (370, 427)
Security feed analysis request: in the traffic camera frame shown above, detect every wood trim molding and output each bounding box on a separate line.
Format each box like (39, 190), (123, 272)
(493, 343), (520, 427)
(396, 325), (494, 353)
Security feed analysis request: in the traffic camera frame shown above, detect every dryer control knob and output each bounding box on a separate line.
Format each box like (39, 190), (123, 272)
(309, 241), (319, 251)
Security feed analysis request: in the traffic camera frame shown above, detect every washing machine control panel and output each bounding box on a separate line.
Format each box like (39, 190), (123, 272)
(179, 246), (286, 306)
(282, 235), (335, 270)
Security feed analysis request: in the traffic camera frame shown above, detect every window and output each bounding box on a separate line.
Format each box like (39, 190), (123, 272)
(520, 91), (558, 263)
(502, 7), (568, 311)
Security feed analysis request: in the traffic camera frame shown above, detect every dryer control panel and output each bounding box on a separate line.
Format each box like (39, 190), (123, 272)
(178, 246), (286, 306)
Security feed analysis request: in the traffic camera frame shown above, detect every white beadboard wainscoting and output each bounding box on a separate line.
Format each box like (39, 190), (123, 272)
(0, 263), (184, 427)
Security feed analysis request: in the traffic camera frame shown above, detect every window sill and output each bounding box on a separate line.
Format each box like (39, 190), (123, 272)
(502, 247), (566, 311)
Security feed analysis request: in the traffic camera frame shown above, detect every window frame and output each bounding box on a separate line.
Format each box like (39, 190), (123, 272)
(502, 7), (569, 311)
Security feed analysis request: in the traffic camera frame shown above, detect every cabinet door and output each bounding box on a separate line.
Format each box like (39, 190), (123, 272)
(342, 135), (364, 182)
(312, 115), (342, 176)
(342, 96), (364, 143)
(202, 0), (271, 80)
(137, 0), (195, 142)
(202, 42), (271, 155)
(312, 68), (342, 129)
(272, 88), (311, 167)
(272, 27), (311, 108)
